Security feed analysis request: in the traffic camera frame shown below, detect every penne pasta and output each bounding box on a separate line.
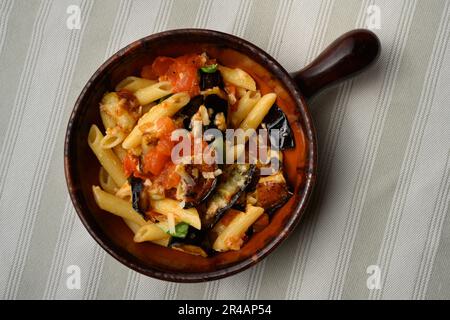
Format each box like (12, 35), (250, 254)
(134, 81), (172, 105)
(150, 198), (201, 230)
(92, 186), (147, 226)
(122, 92), (190, 149)
(239, 93), (277, 131)
(100, 108), (116, 130)
(152, 237), (171, 247)
(115, 181), (131, 202)
(115, 76), (157, 92)
(100, 127), (126, 149)
(100, 92), (139, 132)
(122, 219), (171, 246)
(218, 65), (257, 91)
(113, 145), (127, 162)
(213, 205), (264, 252)
(98, 167), (118, 194)
(134, 223), (170, 243)
(88, 125), (127, 186)
(230, 90), (262, 128)
(123, 218), (141, 233)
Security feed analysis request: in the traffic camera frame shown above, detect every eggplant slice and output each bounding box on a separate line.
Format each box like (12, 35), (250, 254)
(204, 94), (228, 119)
(199, 69), (224, 91)
(203, 164), (256, 228)
(231, 167), (260, 211)
(263, 104), (295, 150)
(250, 172), (292, 213)
(129, 176), (146, 218)
(178, 95), (204, 129)
(182, 163), (218, 208)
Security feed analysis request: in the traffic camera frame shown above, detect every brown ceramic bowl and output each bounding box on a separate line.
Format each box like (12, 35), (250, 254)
(64, 29), (380, 282)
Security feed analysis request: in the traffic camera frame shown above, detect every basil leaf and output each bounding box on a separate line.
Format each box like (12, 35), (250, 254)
(200, 64), (218, 73)
(168, 222), (190, 238)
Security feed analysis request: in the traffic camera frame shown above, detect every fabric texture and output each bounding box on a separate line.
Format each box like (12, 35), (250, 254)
(0, 0), (449, 300)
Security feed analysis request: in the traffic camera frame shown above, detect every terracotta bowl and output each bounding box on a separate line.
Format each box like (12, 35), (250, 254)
(64, 29), (380, 282)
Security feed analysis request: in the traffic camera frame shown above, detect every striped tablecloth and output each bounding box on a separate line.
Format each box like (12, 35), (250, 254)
(0, 0), (449, 300)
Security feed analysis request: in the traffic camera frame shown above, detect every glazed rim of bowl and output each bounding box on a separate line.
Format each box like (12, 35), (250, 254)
(64, 28), (317, 282)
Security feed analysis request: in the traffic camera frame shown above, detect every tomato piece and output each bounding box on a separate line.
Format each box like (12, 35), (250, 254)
(149, 54), (205, 97)
(172, 65), (198, 95)
(152, 56), (176, 77)
(155, 116), (177, 138)
(123, 153), (139, 177)
(142, 149), (168, 176)
(156, 137), (174, 156)
(161, 163), (181, 190)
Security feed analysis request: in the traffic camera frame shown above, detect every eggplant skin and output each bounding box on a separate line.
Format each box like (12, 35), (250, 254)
(169, 227), (213, 255)
(178, 95), (204, 129)
(129, 176), (145, 218)
(203, 164), (256, 228)
(263, 104), (295, 150)
(199, 70), (224, 91)
(182, 163), (218, 208)
(252, 172), (292, 213)
(204, 94), (228, 118)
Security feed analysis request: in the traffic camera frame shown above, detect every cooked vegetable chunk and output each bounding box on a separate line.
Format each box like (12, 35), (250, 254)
(263, 104), (295, 150)
(250, 172), (292, 213)
(204, 164), (256, 228)
(199, 69), (224, 91)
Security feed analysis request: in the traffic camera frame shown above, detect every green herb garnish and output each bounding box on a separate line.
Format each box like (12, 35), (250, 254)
(167, 222), (190, 238)
(200, 64), (218, 73)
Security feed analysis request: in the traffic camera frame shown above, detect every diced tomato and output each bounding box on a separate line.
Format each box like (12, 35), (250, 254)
(152, 162), (180, 191)
(151, 57), (176, 77)
(154, 116), (177, 138)
(142, 148), (168, 176)
(156, 136), (174, 156)
(123, 153), (139, 177)
(161, 163), (181, 190)
(141, 115), (181, 177)
(149, 54), (205, 97)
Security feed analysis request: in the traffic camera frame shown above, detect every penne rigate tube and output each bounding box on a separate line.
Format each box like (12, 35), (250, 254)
(218, 65), (257, 91)
(134, 81), (172, 105)
(150, 198), (201, 230)
(100, 108), (116, 130)
(88, 125), (127, 186)
(239, 93), (277, 132)
(92, 186), (147, 226)
(123, 218), (141, 233)
(213, 205), (265, 252)
(134, 223), (170, 243)
(122, 92), (190, 149)
(115, 76), (157, 93)
(100, 128), (126, 149)
(231, 90), (261, 128)
(113, 145), (127, 162)
(98, 167), (118, 194)
(123, 218), (171, 246)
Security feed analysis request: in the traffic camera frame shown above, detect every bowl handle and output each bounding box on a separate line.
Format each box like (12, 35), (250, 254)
(292, 29), (381, 100)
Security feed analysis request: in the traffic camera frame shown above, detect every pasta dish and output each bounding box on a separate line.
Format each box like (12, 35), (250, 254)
(88, 52), (295, 257)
